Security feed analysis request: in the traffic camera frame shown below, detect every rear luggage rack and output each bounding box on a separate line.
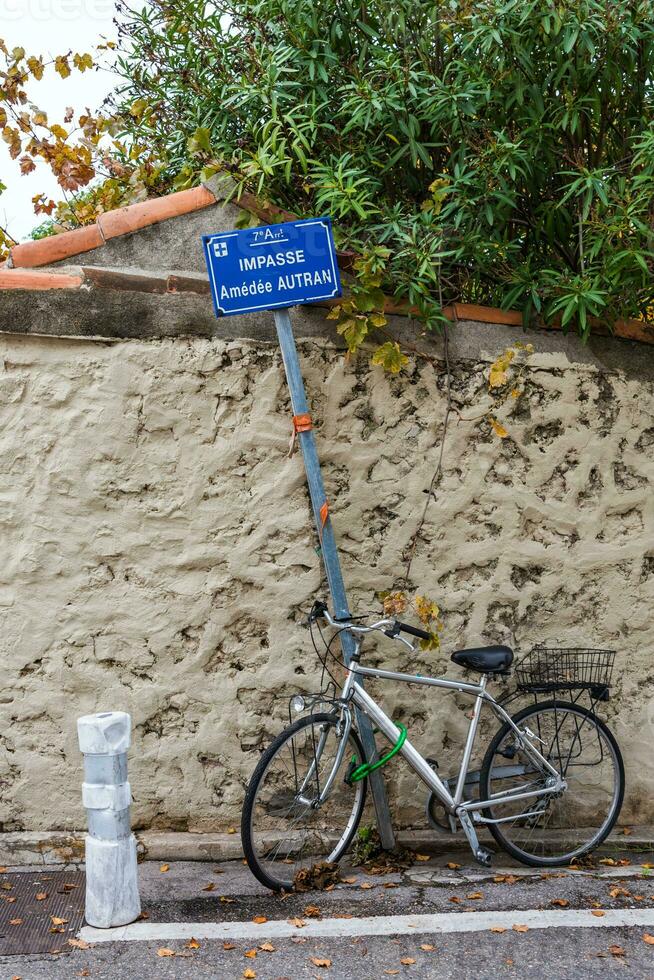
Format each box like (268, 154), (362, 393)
(514, 647), (615, 700)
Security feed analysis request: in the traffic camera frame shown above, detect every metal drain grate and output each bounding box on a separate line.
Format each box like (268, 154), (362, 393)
(0, 869), (85, 955)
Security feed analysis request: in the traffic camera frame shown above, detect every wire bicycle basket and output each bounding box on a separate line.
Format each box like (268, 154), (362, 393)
(514, 646), (616, 700)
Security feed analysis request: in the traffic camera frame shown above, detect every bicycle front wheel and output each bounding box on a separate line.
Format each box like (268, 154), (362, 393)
(479, 700), (624, 866)
(241, 712), (367, 891)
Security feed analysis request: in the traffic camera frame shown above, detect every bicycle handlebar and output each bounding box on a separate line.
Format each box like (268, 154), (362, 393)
(309, 601), (431, 644)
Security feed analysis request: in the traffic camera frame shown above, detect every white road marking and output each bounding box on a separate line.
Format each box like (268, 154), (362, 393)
(81, 906), (654, 944)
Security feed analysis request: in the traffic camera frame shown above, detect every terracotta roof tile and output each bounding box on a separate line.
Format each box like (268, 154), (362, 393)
(8, 185), (218, 270)
(0, 269), (82, 290)
(9, 225), (104, 269)
(97, 186), (216, 241)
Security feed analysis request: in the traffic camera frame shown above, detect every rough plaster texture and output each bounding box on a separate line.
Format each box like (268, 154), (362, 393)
(0, 327), (653, 835)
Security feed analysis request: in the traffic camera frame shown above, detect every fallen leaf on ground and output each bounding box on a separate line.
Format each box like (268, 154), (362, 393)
(202, 882), (216, 891)
(341, 876), (358, 884)
(591, 910), (605, 917)
(643, 934), (654, 945)
(157, 948), (175, 957)
(243, 970), (256, 979)
(0, 883), (12, 890)
(609, 945), (626, 956)
(360, 882), (374, 890)
(449, 896), (461, 904)
(466, 892), (483, 900)
(294, 861), (340, 892)
(384, 882), (399, 889)
(50, 927), (65, 934)
(415, 854), (431, 862)
(609, 886), (631, 899)
(159, 864), (170, 873)
(252, 915), (267, 924)
(446, 862), (460, 870)
(9, 919), (23, 925)
(35, 892), (48, 901)
(244, 949), (257, 958)
(551, 898), (569, 907)
(68, 938), (91, 949)
(185, 938), (200, 949)
(288, 917), (306, 928)
(223, 942), (236, 950)
(634, 895), (644, 901)
(400, 957), (416, 965)
(290, 936), (306, 944)
(490, 927), (506, 933)
(220, 896), (236, 904)
(227, 826), (236, 834)
(51, 916), (68, 926)
(420, 943), (437, 951)
(599, 858), (616, 866)
(304, 905), (321, 918)
(494, 874), (518, 884)
(384, 971), (400, 976)
(213, 867), (224, 874)
(310, 957), (332, 967)
(259, 942), (275, 952)
(513, 924), (529, 932)
(622, 827), (632, 836)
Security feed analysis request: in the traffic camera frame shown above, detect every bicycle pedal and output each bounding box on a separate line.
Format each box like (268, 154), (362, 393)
(474, 847), (493, 868)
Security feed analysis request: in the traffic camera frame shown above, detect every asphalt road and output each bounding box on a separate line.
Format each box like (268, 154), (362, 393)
(3, 849), (654, 979)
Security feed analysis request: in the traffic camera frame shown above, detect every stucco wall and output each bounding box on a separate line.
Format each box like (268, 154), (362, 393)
(1, 326), (653, 834)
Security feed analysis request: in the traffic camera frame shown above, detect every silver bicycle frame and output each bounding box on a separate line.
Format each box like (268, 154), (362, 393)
(339, 662), (563, 819)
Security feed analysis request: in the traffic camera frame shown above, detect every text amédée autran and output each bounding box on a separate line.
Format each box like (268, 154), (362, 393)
(218, 248), (334, 300)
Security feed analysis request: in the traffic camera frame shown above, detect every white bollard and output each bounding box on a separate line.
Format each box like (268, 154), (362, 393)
(77, 711), (141, 928)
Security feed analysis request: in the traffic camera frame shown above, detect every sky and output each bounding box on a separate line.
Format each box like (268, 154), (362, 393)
(1, 1), (122, 241)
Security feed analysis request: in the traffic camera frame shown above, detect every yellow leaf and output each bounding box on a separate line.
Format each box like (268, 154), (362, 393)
(400, 957), (416, 965)
(415, 854), (431, 862)
(420, 943), (437, 951)
(512, 924), (529, 932)
(511, 388), (521, 398)
(490, 926), (507, 933)
(288, 917), (306, 928)
(35, 892), (47, 900)
(11, 46), (25, 61)
(466, 892), (483, 900)
(54, 55), (71, 78)
(311, 957), (332, 967)
(550, 898), (569, 907)
(157, 948), (175, 957)
(643, 934), (654, 944)
(371, 341), (409, 374)
(73, 52), (94, 72)
(227, 826), (236, 834)
(259, 942), (275, 951)
(32, 111), (48, 127)
(159, 864), (170, 873)
(50, 916), (68, 925)
(304, 906), (321, 918)
(27, 56), (44, 79)
(202, 882), (215, 891)
(244, 949), (257, 958)
(489, 416), (508, 439)
(591, 910), (605, 917)
(68, 938), (91, 949)
(446, 862), (460, 870)
(252, 915), (267, 924)
(49, 124), (68, 140)
(185, 937), (200, 949)
(243, 970), (256, 979)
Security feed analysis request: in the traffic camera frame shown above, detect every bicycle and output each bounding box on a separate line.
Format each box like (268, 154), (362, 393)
(241, 600), (625, 892)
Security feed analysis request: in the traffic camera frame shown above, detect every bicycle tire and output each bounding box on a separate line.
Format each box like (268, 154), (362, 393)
(479, 700), (624, 867)
(241, 712), (367, 891)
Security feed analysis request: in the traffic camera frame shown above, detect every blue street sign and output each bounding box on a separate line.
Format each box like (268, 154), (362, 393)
(202, 216), (342, 317)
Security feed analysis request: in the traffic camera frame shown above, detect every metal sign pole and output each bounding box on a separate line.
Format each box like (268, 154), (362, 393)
(273, 307), (395, 850)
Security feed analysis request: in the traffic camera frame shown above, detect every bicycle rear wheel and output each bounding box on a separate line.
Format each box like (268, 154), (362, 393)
(479, 700), (624, 866)
(241, 712), (367, 891)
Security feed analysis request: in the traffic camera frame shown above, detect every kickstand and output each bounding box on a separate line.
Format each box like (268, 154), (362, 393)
(457, 808), (494, 867)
